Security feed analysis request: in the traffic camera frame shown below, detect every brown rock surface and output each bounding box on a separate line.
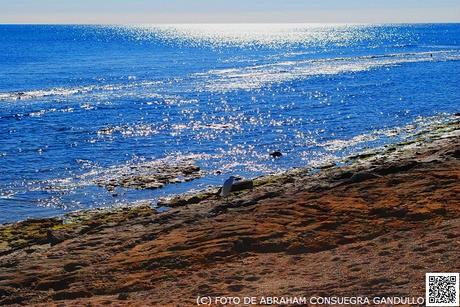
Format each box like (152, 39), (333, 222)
(0, 121), (459, 306)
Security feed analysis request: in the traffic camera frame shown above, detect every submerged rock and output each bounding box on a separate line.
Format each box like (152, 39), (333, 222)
(269, 151), (283, 158)
(0, 119), (459, 306)
(94, 160), (202, 190)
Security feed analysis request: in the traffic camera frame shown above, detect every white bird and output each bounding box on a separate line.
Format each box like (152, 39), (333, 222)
(220, 176), (236, 203)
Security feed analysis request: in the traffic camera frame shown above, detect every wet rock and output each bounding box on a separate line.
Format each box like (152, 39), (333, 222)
(349, 171), (381, 183)
(269, 151), (283, 158)
(15, 92), (25, 100)
(0, 218), (62, 252)
(97, 127), (115, 135)
(63, 261), (87, 272)
(143, 182), (165, 189)
(0, 119), (459, 306)
(232, 179), (254, 191)
(227, 284), (244, 292)
(95, 160), (202, 190)
(0, 287), (14, 298)
(216, 179), (254, 195)
(286, 241), (312, 254)
(233, 199), (257, 208)
(375, 161), (418, 176)
(318, 163), (336, 169)
(369, 206), (408, 218)
(36, 276), (75, 291)
(182, 165), (200, 175)
(47, 229), (73, 246)
(445, 149), (460, 159)
(0, 294), (24, 306)
(158, 189), (218, 208)
(233, 237), (253, 253)
(406, 203), (447, 221)
(333, 171), (354, 180)
(52, 290), (92, 300)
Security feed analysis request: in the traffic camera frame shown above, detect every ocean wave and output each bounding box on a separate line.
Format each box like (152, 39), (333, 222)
(195, 50), (460, 91)
(0, 80), (163, 102)
(97, 123), (162, 138)
(3, 50), (457, 102)
(318, 113), (458, 152)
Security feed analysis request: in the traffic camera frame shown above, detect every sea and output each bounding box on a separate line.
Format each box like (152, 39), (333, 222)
(0, 24), (459, 224)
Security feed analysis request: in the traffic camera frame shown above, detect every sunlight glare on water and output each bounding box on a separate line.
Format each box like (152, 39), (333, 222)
(130, 23), (374, 46)
(0, 24), (459, 223)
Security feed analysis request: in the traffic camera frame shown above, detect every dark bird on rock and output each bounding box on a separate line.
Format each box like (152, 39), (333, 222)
(269, 151), (283, 158)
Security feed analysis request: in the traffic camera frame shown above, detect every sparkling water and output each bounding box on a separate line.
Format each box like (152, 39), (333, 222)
(0, 24), (459, 223)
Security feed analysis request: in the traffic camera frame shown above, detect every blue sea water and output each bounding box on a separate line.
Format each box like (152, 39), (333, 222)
(0, 24), (459, 224)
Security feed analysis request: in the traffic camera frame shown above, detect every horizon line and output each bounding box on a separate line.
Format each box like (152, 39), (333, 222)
(1, 21), (460, 25)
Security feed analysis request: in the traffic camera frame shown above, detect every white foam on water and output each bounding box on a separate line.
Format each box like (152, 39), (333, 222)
(97, 123), (161, 138)
(318, 113), (458, 152)
(0, 80), (164, 102)
(195, 50), (460, 91)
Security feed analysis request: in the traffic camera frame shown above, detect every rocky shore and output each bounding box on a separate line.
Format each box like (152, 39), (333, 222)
(0, 119), (459, 306)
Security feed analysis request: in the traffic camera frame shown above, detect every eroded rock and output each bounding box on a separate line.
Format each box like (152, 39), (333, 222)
(95, 160), (202, 190)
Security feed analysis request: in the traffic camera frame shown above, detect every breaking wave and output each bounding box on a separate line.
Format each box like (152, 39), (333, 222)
(195, 50), (460, 91)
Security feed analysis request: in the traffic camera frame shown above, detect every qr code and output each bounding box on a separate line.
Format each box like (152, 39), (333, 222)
(426, 273), (460, 306)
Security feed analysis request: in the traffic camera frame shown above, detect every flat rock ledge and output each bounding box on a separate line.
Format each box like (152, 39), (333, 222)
(0, 119), (459, 306)
(94, 160), (202, 190)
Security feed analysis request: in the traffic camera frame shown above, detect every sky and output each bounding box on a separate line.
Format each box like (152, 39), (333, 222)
(0, 0), (459, 24)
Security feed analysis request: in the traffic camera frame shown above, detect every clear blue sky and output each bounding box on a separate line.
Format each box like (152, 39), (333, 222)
(1, 0), (459, 24)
